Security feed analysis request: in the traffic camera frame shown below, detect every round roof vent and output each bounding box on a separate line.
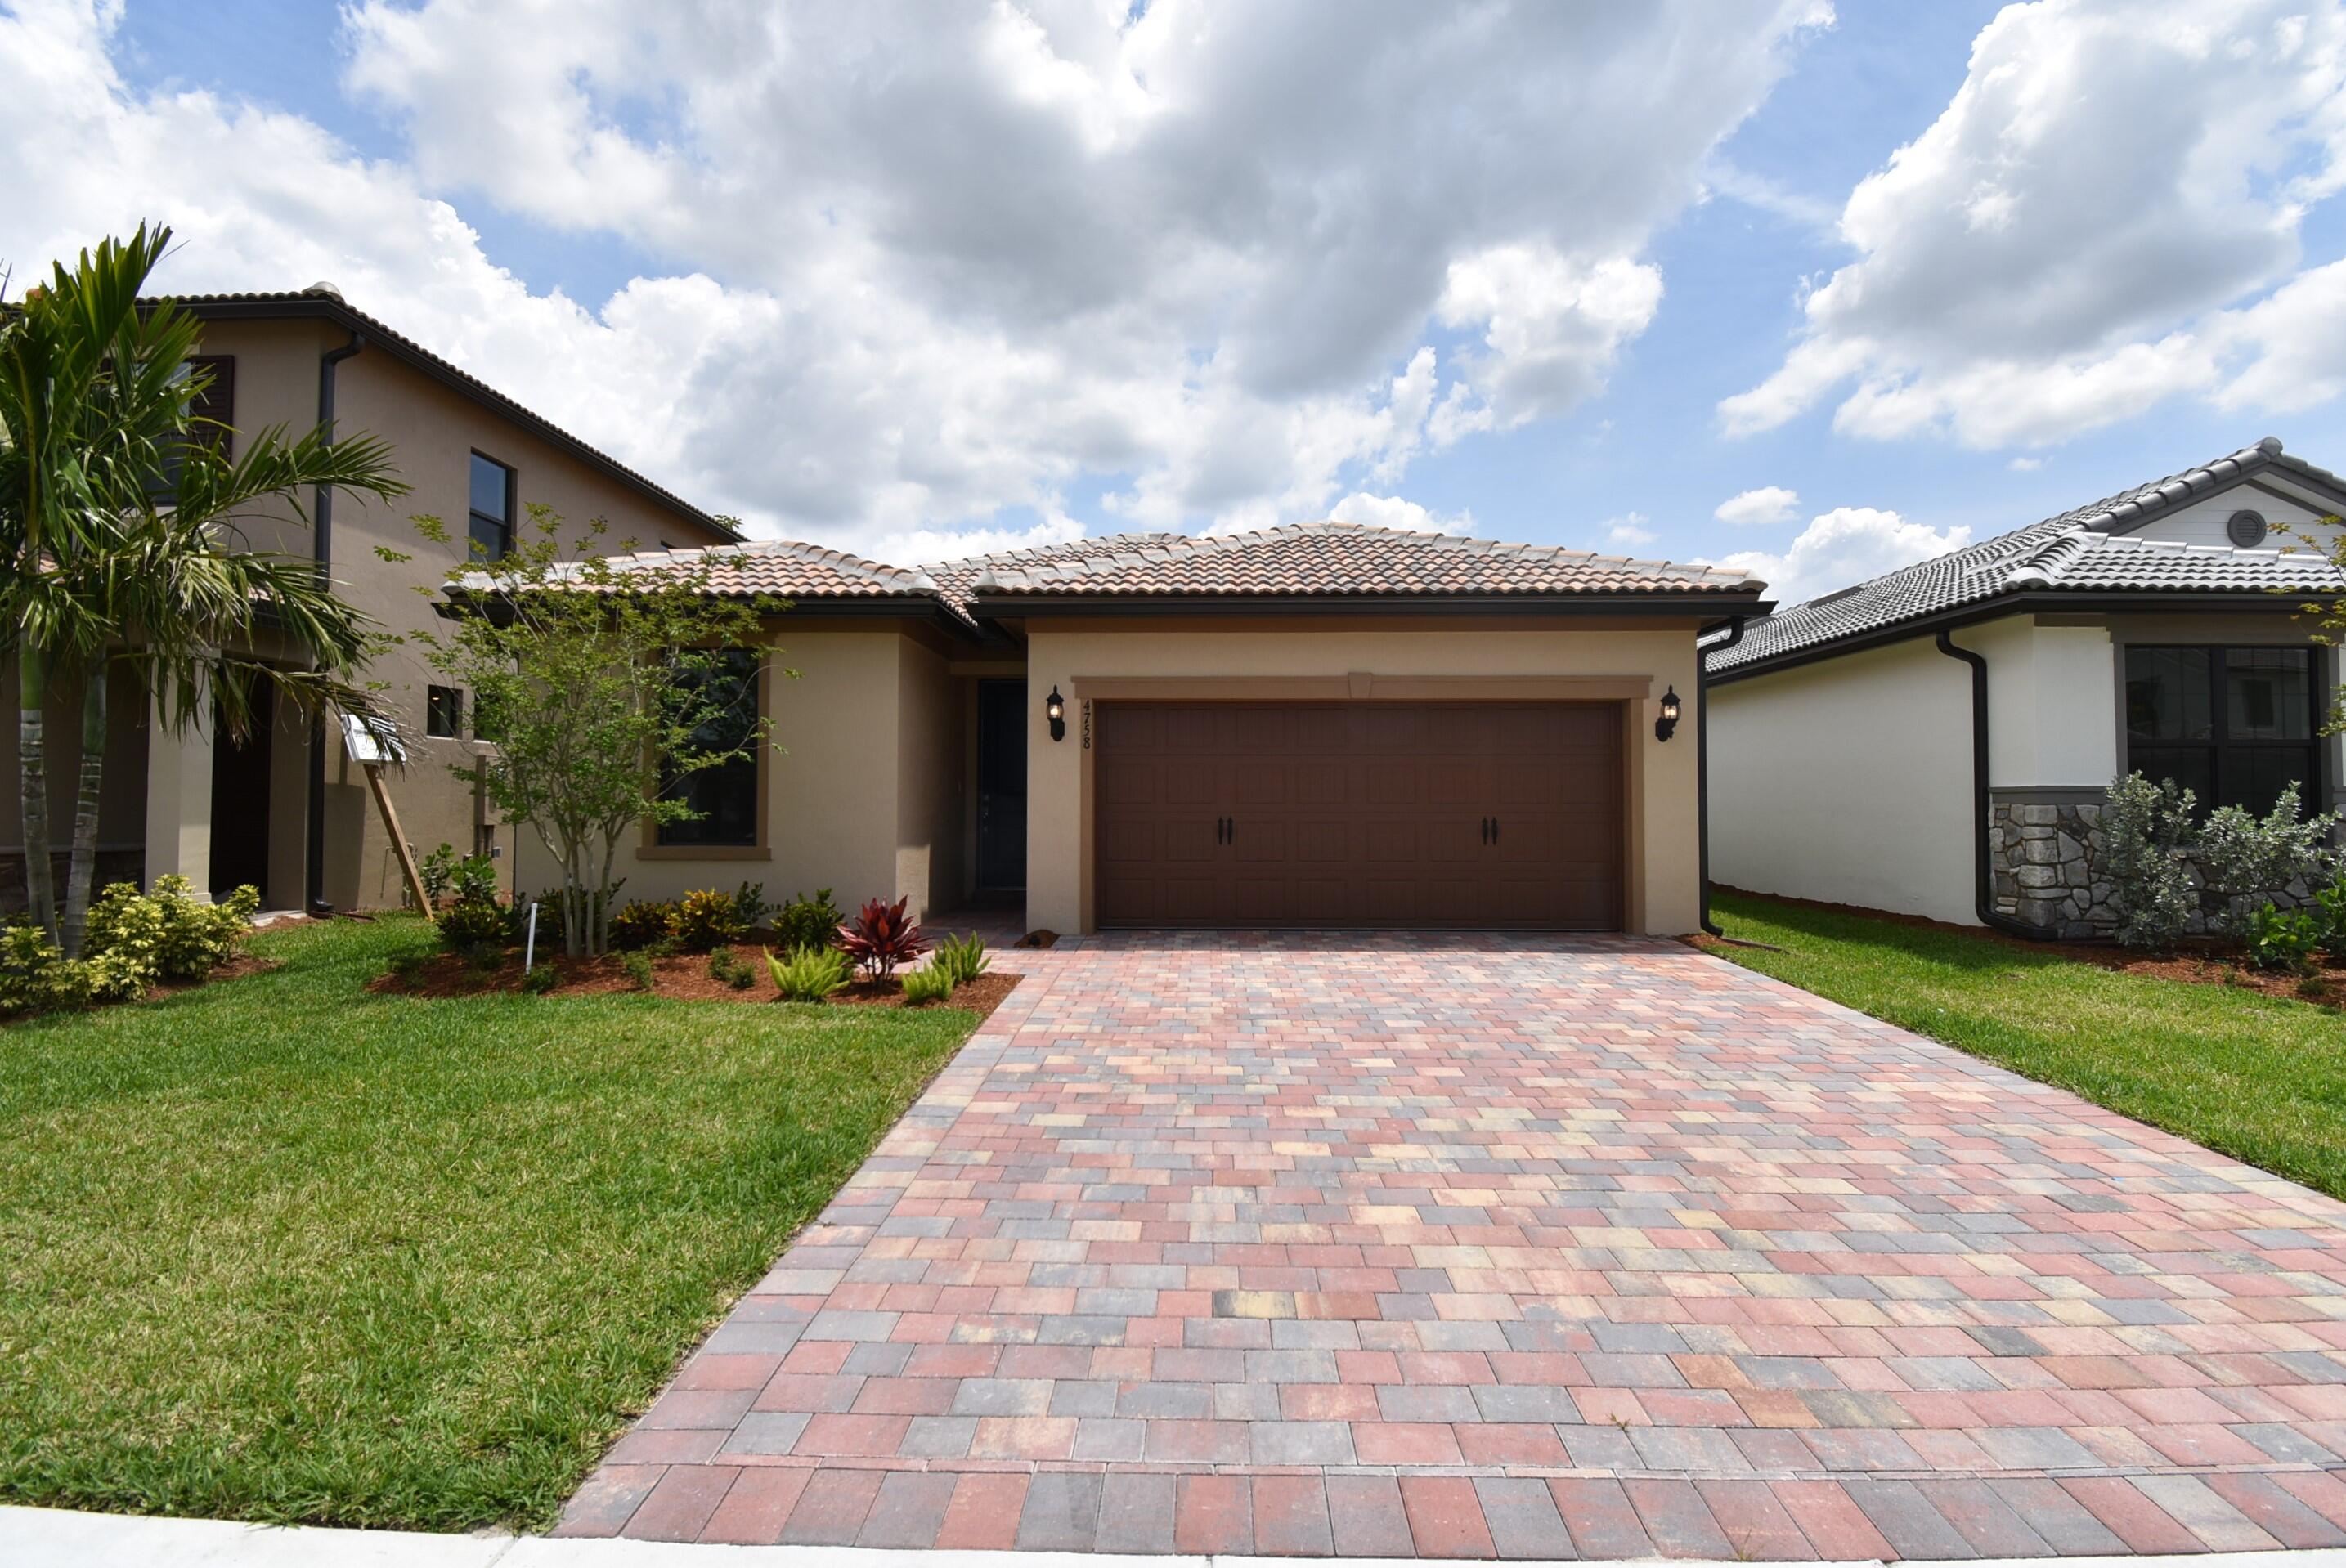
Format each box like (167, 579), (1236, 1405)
(301, 280), (345, 302)
(2227, 509), (2268, 549)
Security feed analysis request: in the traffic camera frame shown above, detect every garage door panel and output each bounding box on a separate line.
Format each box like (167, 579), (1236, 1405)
(1294, 819), (1349, 862)
(1094, 700), (1621, 930)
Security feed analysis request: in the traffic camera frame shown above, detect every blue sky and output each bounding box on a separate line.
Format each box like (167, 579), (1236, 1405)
(16, 1), (2346, 602)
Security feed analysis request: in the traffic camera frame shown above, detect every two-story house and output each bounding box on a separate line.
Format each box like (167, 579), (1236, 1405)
(2, 284), (740, 916)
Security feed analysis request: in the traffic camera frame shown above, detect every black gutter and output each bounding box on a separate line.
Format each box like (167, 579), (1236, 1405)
(1696, 616), (1746, 937)
(305, 331), (365, 917)
(1934, 629), (2054, 942)
(1711, 589), (2329, 686)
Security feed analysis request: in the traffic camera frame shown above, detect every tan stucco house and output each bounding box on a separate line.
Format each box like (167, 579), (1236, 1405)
(532, 524), (1769, 937)
(1711, 438), (2346, 938)
(1, 287), (741, 916)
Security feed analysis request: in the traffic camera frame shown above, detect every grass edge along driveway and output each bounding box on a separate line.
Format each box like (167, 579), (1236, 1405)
(1706, 889), (2346, 1204)
(0, 916), (982, 1531)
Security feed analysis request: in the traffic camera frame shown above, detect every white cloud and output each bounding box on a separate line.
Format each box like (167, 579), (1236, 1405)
(1604, 512), (1657, 547)
(1722, 0), (2346, 448)
(0, 1), (1832, 555)
(1707, 505), (1969, 605)
(1714, 485), (1801, 525)
(1329, 492), (1472, 535)
(2008, 455), (2044, 472)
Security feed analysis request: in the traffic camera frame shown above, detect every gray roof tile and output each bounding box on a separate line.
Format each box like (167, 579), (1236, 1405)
(1711, 438), (2346, 674)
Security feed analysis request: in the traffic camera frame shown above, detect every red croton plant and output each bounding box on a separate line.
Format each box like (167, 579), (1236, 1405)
(837, 895), (929, 981)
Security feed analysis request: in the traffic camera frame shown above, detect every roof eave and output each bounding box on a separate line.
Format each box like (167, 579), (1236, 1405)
(1711, 586), (2330, 685)
(971, 590), (1772, 620)
(173, 294), (743, 545)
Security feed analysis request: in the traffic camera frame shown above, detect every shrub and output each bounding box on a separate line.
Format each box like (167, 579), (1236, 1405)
(900, 964), (954, 1005)
(2310, 880), (2346, 952)
(521, 963), (560, 995)
(436, 898), (510, 952)
(730, 881), (771, 932)
(419, 842), (459, 907)
(2197, 783), (2341, 937)
(837, 895), (928, 980)
(450, 853), (501, 907)
(773, 888), (841, 951)
(0, 925), (89, 1014)
(619, 949), (657, 991)
(2101, 774), (2200, 950)
(765, 943), (850, 1001)
(706, 947), (756, 990)
(931, 931), (989, 988)
(2246, 903), (2326, 975)
(608, 898), (678, 951)
(671, 887), (748, 952)
(83, 876), (258, 985)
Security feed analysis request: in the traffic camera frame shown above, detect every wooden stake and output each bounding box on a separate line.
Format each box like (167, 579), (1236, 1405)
(364, 763), (434, 916)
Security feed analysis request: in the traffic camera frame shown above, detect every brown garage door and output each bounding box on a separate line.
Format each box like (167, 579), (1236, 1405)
(1094, 701), (1622, 930)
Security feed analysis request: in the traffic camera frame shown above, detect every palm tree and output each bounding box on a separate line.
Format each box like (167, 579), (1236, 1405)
(0, 225), (407, 952)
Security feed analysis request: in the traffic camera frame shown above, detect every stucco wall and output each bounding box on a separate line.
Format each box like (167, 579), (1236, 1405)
(1021, 622), (1701, 936)
(1961, 616), (2119, 788)
(183, 316), (735, 908)
(1710, 636), (1976, 925)
(895, 639), (967, 918)
(540, 626), (964, 925)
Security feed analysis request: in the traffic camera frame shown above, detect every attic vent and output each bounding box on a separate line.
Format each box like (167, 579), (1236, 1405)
(2227, 509), (2268, 549)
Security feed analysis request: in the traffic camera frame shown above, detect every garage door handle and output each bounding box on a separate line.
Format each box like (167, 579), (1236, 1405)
(1491, 817), (1500, 844)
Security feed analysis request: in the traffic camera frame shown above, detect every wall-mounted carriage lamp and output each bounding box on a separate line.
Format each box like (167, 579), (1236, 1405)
(1654, 685), (1681, 742)
(1046, 685), (1066, 742)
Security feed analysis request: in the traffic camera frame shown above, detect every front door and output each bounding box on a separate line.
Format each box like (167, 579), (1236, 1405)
(974, 679), (1027, 891)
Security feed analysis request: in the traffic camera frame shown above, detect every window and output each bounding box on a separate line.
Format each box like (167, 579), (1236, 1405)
(426, 685), (464, 739)
(656, 651), (761, 848)
(155, 356), (235, 498)
(2124, 645), (2321, 815)
(469, 452), (515, 559)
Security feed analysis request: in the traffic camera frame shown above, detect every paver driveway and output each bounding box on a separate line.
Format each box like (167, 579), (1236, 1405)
(558, 933), (2346, 1557)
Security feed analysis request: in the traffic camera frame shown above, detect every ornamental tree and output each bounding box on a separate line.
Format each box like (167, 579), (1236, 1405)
(404, 508), (786, 956)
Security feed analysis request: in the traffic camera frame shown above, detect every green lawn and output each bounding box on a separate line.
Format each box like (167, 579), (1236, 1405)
(1707, 890), (2346, 1202)
(0, 916), (981, 1530)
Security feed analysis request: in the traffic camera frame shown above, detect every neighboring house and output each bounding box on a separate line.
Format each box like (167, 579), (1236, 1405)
(514, 522), (1767, 936)
(1710, 438), (2346, 938)
(0, 285), (741, 915)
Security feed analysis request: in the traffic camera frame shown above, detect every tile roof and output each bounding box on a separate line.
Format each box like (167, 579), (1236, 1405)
(958, 520), (1757, 601)
(1711, 437), (2346, 674)
(605, 540), (939, 596)
(160, 288), (740, 543)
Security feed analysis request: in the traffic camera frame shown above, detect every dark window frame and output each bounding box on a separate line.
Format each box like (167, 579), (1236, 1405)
(2124, 643), (2326, 815)
(653, 650), (765, 851)
(468, 450), (517, 560)
(425, 684), (464, 739)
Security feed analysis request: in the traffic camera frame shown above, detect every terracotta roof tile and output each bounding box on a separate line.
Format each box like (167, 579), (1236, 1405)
(961, 521), (1755, 600)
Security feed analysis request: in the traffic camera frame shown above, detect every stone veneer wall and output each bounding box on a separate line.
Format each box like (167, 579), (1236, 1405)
(1991, 795), (2335, 939)
(1989, 800), (2117, 939)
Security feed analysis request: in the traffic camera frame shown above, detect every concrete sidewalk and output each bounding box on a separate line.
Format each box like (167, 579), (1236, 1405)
(16, 1504), (2346, 1568)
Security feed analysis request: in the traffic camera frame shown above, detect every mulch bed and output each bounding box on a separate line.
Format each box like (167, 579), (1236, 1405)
(1700, 887), (2344, 1006)
(370, 939), (1023, 1019)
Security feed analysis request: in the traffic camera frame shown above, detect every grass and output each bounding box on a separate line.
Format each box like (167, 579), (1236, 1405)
(0, 916), (982, 1530)
(1707, 889), (2346, 1202)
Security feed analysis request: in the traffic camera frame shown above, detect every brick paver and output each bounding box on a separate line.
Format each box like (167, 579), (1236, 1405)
(558, 930), (2346, 1556)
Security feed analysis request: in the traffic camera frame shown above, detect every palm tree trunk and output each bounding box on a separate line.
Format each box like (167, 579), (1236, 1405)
(17, 650), (57, 943)
(61, 670), (109, 958)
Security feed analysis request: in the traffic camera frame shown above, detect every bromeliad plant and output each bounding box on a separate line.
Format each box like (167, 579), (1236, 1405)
(765, 943), (851, 1001)
(837, 896), (927, 981)
(930, 931), (989, 988)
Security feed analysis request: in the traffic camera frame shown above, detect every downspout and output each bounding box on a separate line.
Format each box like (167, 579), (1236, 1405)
(1696, 616), (1745, 937)
(1934, 629), (2053, 941)
(305, 331), (365, 916)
